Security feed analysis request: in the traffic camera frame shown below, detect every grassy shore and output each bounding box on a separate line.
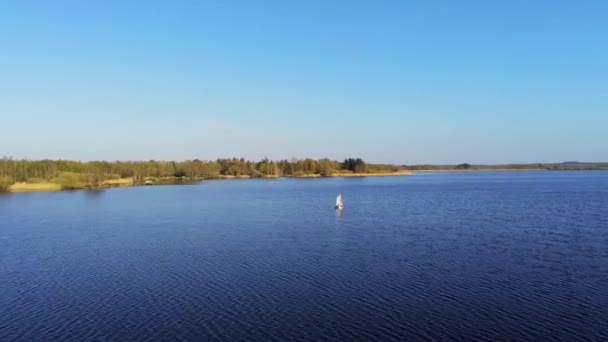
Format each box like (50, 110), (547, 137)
(9, 182), (62, 192)
(102, 178), (135, 186)
(6, 176), (135, 192)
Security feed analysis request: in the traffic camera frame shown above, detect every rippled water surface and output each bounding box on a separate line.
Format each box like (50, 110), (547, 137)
(1, 171), (608, 341)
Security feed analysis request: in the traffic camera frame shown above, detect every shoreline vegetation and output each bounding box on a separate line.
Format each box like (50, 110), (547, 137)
(0, 157), (406, 192)
(1, 158), (606, 192)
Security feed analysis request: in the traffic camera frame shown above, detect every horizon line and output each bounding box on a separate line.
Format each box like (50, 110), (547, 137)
(1, 157), (606, 166)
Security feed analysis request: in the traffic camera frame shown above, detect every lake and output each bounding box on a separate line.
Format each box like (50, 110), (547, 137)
(1, 171), (607, 341)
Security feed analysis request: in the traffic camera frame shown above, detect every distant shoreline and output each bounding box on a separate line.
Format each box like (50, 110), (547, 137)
(218, 171), (412, 179)
(2, 158), (606, 194)
(214, 171), (414, 180)
(3, 167), (607, 193)
(330, 171), (411, 177)
(3, 171), (413, 193)
(411, 168), (545, 172)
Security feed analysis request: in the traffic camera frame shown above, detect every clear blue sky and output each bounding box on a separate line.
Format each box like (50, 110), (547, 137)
(1, 1), (606, 164)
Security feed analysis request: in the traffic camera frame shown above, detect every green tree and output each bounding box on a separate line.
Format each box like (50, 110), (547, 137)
(316, 158), (336, 176)
(342, 158), (367, 173)
(455, 163), (471, 169)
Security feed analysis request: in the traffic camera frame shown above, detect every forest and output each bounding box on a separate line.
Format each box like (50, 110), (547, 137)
(0, 157), (402, 191)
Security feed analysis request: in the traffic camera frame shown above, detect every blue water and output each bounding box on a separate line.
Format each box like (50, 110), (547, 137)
(1, 171), (608, 341)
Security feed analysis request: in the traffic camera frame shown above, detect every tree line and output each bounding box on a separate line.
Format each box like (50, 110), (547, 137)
(0, 157), (403, 190)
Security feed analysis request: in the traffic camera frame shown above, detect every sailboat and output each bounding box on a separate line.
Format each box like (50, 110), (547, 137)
(335, 193), (344, 209)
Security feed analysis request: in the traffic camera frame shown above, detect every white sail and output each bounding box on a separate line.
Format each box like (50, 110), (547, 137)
(336, 194), (343, 208)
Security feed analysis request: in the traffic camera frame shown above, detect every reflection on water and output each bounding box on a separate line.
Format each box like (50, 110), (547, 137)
(85, 188), (105, 196)
(335, 208), (344, 219)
